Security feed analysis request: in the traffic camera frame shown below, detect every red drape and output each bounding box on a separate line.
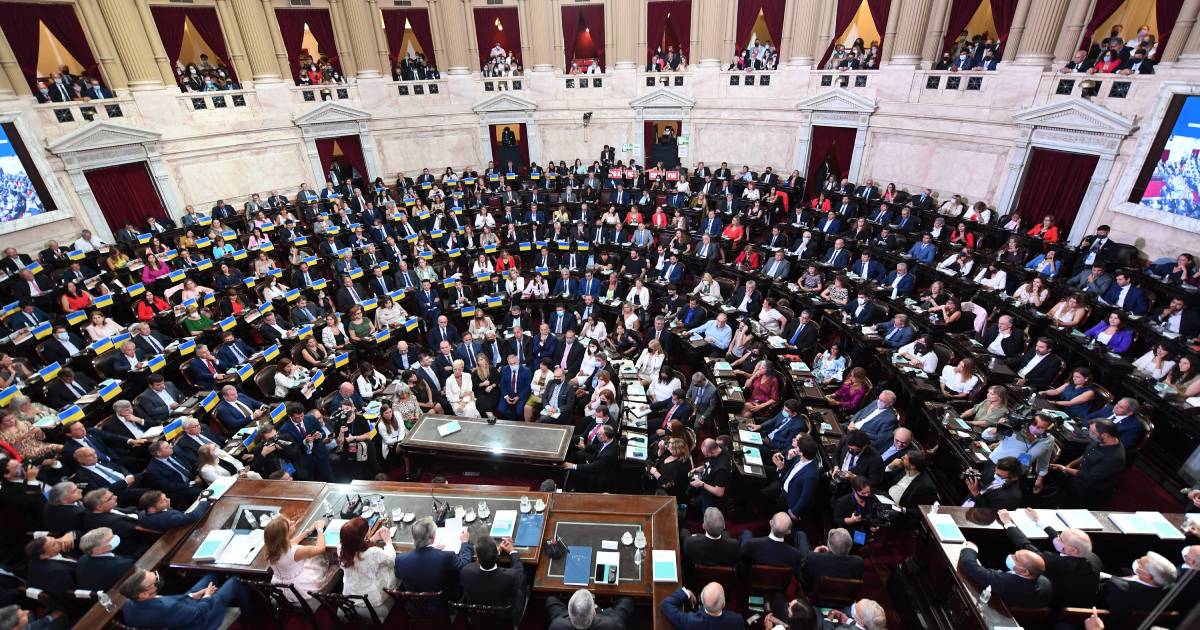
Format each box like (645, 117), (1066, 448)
(84, 163), (167, 235)
(942, 0), (984, 54)
(473, 7), (523, 68)
(0, 3), (100, 90)
(150, 7), (237, 80)
(275, 8), (339, 81)
(561, 4), (605, 69)
(866, 0), (892, 48)
(1078, 0), (1126, 52)
(991, 0), (1020, 49)
(1014, 148), (1099, 238)
(381, 9), (436, 67)
(317, 136), (369, 186)
(646, 1), (691, 60)
(489, 124), (529, 168)
(819, 0), (862, 67)
(805, 126), (857, 198)
(734, 0), (787, 52)
(1155, 0), (1187, 61)
(644, 121), (657, 155)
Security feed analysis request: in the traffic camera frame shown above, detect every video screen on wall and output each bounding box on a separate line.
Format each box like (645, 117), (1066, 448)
(1130, 94), (1200, 220)
(0, 122), (53, 223)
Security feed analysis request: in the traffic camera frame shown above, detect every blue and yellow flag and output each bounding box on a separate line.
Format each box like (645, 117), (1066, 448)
(88, 338), (112, 355)
(31, 322), (52, 339)
(221, 230), (237, 240)
(67, 249), (85, 261)
(0, 301), (19, 318)
(443, 277), (458, 289)
(333, 352), (350, 368)
(474, 272), (491, 283)
(379, 261), (391, 272)
(178, 338), (196, 355)
(24, 261), (43, 275)
(110, 332), (131, 345)
(534, 266), (549, 276)
(484, 244), (498, 254)
(219, 316), (236, 332)
(180, 297), (198, 311)
(126, 282), (145, 297)
(263, 344), (280, 362)
(270, 403), (286, 423)
(419, 250), (434, 260)
(519, 242), (532, 252)
(310, 369), (325, 388)
(201, 390), (219, 411)
(162, 249), (178, 262)
(166, 269), (186, 283)
(195, 237), (212, 248)
(236, 363), (254, 380)
(195, 258), (213, 271)
(577, 242), (591, 252)
(461, 305), (477, 318)
(348, 267), (364, 280)
(284, 288), (300, 302)
(447, 248), (462, 258)
(297, 325), (314, 340)
(163, 418), (184, 440)
(98, 380), (122, 401)
(92, 293), (114, 308)
(242, 428), (259, 451)
(310, 278), (327, 291)
(292, 236), (308, 247)
(361, 297), (377, 312)
(430, 229), (445, 240)
(257, 301), (273, 315)
(58, 405), (84, 425)
(63, 310), (88, 326)
(146, 355), (166, 373)
(243, 277), (256, 289)
(268, 268), (283, 278)
(136, 233), (151, 244)
(374, 328), (391, 344)
(0, 386), (17, 406)
(198, 216), (212, 226)
(202, 293), (217, 306)
(301, 255), (318, 266)
(486, 295), (504, 308)
(404, 317), (419, 332)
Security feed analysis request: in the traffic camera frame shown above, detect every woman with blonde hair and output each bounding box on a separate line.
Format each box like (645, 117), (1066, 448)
(636, 340), (666, 384)
(445, 359), (480, 417)
(264, 515), (338, 607)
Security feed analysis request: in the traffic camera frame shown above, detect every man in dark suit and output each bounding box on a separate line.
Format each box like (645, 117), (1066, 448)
(738, 512), (804, 574)
(1085, 397), (1146, 453)
(982, 316), (1024, 358)
(11, 270), (54, 303)
(119, 569), (252, 630)
(426, 315), (459, 349)
(746, 400), (807, 455)
(81, 488), (139, 544)
(137, 490), (209, 532)
(958, 545), (1052, 609)
(727, 280), (762, 316)
(62, 420), (138, 472)
(779, 310), (817, 353)
(46, 368), (97, 408)
(537, 367), (576, 424)
(850, 252), (884, 282)
(563, 425), (618, 491)
(171, 418), (229, 470)
(131, 322), (174, 357)
(142, 441), (202, 507)
(1151, 296), (1200, 339)
(546, 589), (634, 630)
(796, 528), (864, 591)
(996, 508), (1101, 608)
(681, 508), (740, 576)
(335, 275), (368, 311)
(1011, 337), (1063, 388)
(210, 200), (235, 219)
(1101, 271), (1149, 315)
(965, 456), (1023, 511)
(24, 536), (77, 600)
(846, 393), (900, 452)
(460, 535), (527, 626)
(0, 248), (32, 275)
(1055, 420), (1126, 509)
(387, 340), (418, 374)
(43, 481), (86, 536)
(278, 404), (334, 482)
(394, 516), (473, 604)
(40, 326), (87, 364)
(660, 584), (744, 630)
(187, 346), (231, 390)
(552, 331), (585, 375)
(1099, 552), (1178, 622)
(213, 385), (266, 433)
(76, 527), (134, 592)
(289, 296), (324, 326)
(503, 328), (533, 367)
(8, 303), (50, 331)
(134, 375), (185, 425)
(71, 448), (140, 507)
(843, 291), (881, 326)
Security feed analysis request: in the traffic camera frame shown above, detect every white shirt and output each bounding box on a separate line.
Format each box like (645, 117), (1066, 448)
(117, 416), (145, 439)
(1018, 352), (1047, 378)
(987, 330), (1012, 356)
(888, 471), (918, 504)
(1116, 284), (1131, 307)
(897, 341), (937, 373)
(940, 365), (980, 394)
(853, 406), (885, 430)
(1133, 352), (1174, 380)
(783, 457), (813, 494)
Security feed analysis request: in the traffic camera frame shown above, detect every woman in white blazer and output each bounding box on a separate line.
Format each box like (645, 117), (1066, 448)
(444, 359), (480, 417)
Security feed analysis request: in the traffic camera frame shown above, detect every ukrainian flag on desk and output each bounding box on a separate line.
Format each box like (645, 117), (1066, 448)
(98, 380), (122, 401)
(268, 268), (283, 279)
(310, 278), (327, 291)
(221, 230), (237, 240)
(198, 216), (212, 226)
(88, 338), (112, 354)
(162, 249), (178, 262)
(349, 267), (364, 281)
(431, 229), (445, 240)
(0, 386), (17, 406)
(126, 282), (145, 297)
(309, 369), (325, 389)
(257, 301), (274, 315)
(67, 249), (85, 261)
(301, 255), (318, 266)
(483, 244), (497, 254)
(1, 301), (19, 318)
(557, 241), (571, 251)
(31, 322), (52, 340)
(474, 272), (491, 283)
(333, 352), (350, 368)
(243, 277), (256, 289)
(163, 418), (184, 441)
(361, 297), (377, 312)
(461, 305), (477, 318)
(403, 317), (419, 332)
(195, 237), (212, 248)
(297, 325), (313, 340)
(136, 233), (151, 245)
(167, 269), (186, 283)
(110, 332), (131, 346)
(24, 261), (43, 275)
(147, 355), (166, 373)
(292, 236), (308, 247)
(519, 242), (532, 252)
(443, 277), (458, 289)
(236, 363), (254, 380)
(92, 293), (114, 309)
(242, 428), (260, 451)
(219, 316), (237, 332)
(179, 338), (196, 355)
(201, 391), (219, 412)
(485, 295), (504, 308)
(58, 405), (84, 425)
(578, 242), (591, 252)
(270, 403), (286, 423)
(284, 288), (300, 302)
(263, 344), (280, 362)
(379, 261), (391, 272)
(195, 258), (213, 271)
(419, 250), (434, 260)
(203, 293), (216, 306)
(374, 328), (391, 344)
(447, 248), (462, 259)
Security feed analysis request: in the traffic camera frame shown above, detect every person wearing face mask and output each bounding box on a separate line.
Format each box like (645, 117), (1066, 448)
(1090, 50), (1122, 73)
(42, 326), (86, 364)
(995, 508), (1101, 609)
(76, 527), (132, 592)
(988, 414), (1057, 495)
(952, 50), (974, 71)
(1099, 551), (1179, 623)
(962, 456), (1023, 510)
(1176, 545), (1200, 610)
(1052, 419), (1125, 509)
(958, 543), (1052, 609)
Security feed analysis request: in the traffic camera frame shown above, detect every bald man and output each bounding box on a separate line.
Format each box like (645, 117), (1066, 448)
(660, 582), (744, 630)
(958, 543), (1053, 609)
(997, 508), (1101, 608)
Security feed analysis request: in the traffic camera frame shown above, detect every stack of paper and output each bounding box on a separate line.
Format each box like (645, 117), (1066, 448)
(1009, 511), (1049, 539)
(434, 517), (464, 548)
(1056, 509), (1104, 530)
(193, 530), (235, 562)
(216, 530), (265, 565)
(437, 421), (462, 437)
(626, 382), (647, 399)
(1135, 511), (1186, 539)
(491, 510), (518, 538)
(929, 513), (965, 543)
(737, 429), (763, 444)
(1109, 513), (1154, 535)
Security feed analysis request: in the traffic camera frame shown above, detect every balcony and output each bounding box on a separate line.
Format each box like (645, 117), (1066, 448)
(811, 70), (877, 90)
(34, 97), (131, 129)
(177, 88), (258, 113)
(393, 79), (448, 98)
(290, 83), (358, 105)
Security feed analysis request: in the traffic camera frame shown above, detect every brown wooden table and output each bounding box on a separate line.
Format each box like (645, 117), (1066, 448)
(534, 493), (680, 630)
(401, 414), (573, 465)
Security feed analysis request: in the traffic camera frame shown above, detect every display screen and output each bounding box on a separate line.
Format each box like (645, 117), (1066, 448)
(1130, 95), (1200, 219)
(0, 122), (53, 222)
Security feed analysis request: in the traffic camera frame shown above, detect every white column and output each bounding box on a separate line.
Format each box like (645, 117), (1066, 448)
(304, 136), (325, 185)
(847, 124), (868, 182)
(67, 168), (116, 243)
(996, 130), (1033, 214)
(794, 118), (813, 173)
(358, 127), (381, 177)
(635, 110), (645, 166)
(1069, 154), (1113, 244)
(479, 124), (494, 166)
(145, 152), (183, 219)
(525, 118), (540, 163)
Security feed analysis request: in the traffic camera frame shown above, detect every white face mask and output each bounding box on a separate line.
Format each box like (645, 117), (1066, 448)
(56, 332), (69, 341)
(108, 535), (121, 551)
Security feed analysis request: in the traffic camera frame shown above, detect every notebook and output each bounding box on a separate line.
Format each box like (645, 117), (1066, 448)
(490, 510), (518, 538)
(929, 513), (965, 543)
(1056, 509), (1103, 530)
(564, 546), (593, 586)
(437, 421), (462, 437)
(206, 475), (238, 500)
(324, 519), (348, 547)
(1109, 513), (1154, 535)
(193, 529), (235, 562)
(514, 513), (544, 547)
(738, 429), (763, 444)
(1135, 511), (1186, 540)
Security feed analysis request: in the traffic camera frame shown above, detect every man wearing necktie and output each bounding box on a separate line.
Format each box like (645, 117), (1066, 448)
(747, 400), (807, 454)
(145, 441), (202, 506)
(782, 311), (816, 352)
(498, 354), (531, 420)
(213, 385), (264, 432)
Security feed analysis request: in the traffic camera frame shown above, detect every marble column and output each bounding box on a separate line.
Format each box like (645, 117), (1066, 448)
(328, 0), (359, 77)
(523, 0), (557, 72)
(133, 0), (176, 85)
(1052, 0), (1092, 64)
(786, 0), (822, 66)
(214, 0), (254, 85)
(719, 0), (737, 67)
(1002, 0), (1032, 62)
(75, 0), (127, 90)
(1163, 0), (1200, 62)
(1013, 0), (1070, 66)
(96, 0), (163, 89)
(611, 0), (639, 70)
(340, 0), (383, 77)
(0, 24), (28, 95)
(1182, 14), (1200, 63)
(432, 0), (473, 74)
(261, 0), (294, 80)
(370, 0), (392, 76)
(880, 0), (903, 62)
(688, 0), (724, 67)
(922, 0), (950, 63)
(230, 0), (283, 82)
(891, 0), (933, 65)
(812, 0), (835, 66)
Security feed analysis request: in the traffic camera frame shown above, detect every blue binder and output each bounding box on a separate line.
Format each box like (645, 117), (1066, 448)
(514, 513), (543, 547)
(563, 546), (593, 586)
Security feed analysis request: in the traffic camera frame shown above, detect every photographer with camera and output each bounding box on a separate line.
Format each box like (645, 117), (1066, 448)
(278, 403), (334, 482)
(987, 413), (1057, 496)
(963, 456), (1024, 510)
(247, 422), (304, 480)
(833, 477), (884, 545)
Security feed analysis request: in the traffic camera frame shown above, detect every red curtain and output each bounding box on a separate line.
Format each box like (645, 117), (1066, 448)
(473, 7), (523, 68)
(644, 121), (657, 154)
(1014, 148), (1099, 237)
(275, 8), (339, 80)
(819, 0), (863, 67)
(0, 3), (100, 90)
(646, 1), (691, 60)
(942, 0), (984, 54)
(381, 9), (436, 67)
(734, 0), (787, 52)
(866, 0), (892, 48)
(561, 4), (605, 69)
(805, 126), (857, 197)
(1078, 0), (1125, 52)
(489, 124), (529, 168)
(150, 7), (237, 80)
(991, 0), (1020, 49)
(84, 163), (167, 235)
(1155, 0), (1186, 61)
(316, 136), (369, 185)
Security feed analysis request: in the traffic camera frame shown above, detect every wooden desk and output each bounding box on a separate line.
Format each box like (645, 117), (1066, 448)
(535, 493), (680, 630)
(401, 414), (573, 465)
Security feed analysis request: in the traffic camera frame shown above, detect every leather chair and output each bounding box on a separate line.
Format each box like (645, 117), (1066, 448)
(809, 576), (862, 608)
(243, 578), (318, 629)
(384, 590), (451, 630)
(309, 590), (386, 625)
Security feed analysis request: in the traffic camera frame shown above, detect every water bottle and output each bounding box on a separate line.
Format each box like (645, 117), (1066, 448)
(98, 591), (114, 612)
(978, 585), (992, 608)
